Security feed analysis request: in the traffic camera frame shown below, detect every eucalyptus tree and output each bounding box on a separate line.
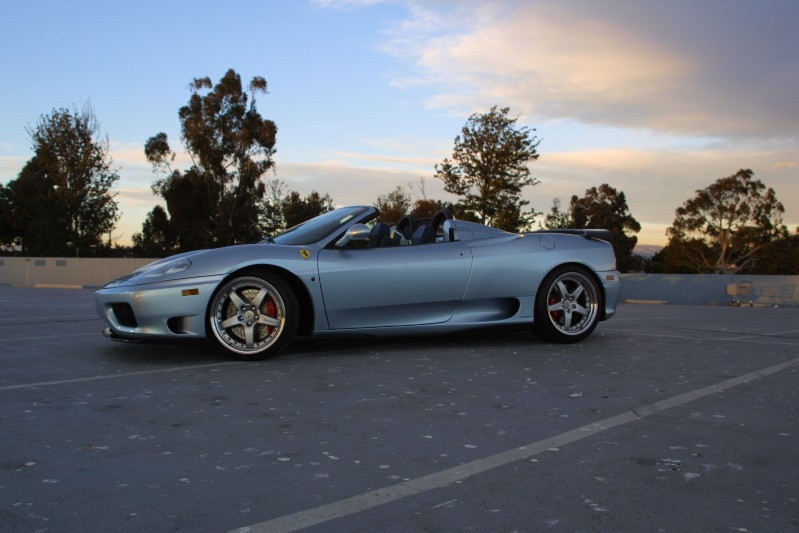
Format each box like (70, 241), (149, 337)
(664, 169), (785, 273)
(144, 69), (276, 249)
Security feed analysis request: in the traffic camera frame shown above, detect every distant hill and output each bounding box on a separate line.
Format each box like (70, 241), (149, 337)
(633, 244), (664, 258)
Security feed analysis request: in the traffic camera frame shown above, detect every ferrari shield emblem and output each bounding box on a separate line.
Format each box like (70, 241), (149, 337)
(300, 249), (312, 260)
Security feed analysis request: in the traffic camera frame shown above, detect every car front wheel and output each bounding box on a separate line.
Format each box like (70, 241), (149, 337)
(208, 270), (298, 359)
(534, 265), (601, 343)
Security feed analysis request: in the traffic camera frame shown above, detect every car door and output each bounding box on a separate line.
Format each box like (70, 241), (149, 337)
(317, 241), (472, 329)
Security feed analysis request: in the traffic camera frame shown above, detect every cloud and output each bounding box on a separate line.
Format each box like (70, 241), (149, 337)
(525, 143), (799, 243)
(332, 150), (438, 167)
(276, 160), (450, 205)
(116, 186), (160, 207)
(109, 141), (196, 180)
(768, 161), (799, 171)
(105, 187), (162, 245)
(384, 0), (799, 139)
(0, 156), (28, 181)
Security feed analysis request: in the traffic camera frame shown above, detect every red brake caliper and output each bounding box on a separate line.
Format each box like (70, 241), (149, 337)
(549, 295), (560, 321)
(265, 298), (277, 334)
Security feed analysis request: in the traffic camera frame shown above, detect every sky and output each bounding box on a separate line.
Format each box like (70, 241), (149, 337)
(2, 0), (798, 247)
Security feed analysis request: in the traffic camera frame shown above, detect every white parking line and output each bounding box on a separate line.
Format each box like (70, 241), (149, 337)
(607, 328), (799, 345)
(0, 332), (99, 342)
(229, 356), (799, 533)
(0, 361), (242, 392)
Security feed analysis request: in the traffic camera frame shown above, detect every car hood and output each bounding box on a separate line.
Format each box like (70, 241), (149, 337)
(102, 242), (312, 288)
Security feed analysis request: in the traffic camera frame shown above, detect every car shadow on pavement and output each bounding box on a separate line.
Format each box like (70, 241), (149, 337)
(97, 325), (546, 365)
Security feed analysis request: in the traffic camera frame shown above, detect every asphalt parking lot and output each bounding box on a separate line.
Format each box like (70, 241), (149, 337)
(1, 286), (797, 532)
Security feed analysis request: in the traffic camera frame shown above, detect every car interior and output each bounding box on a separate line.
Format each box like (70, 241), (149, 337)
(366, 209), (457, 248)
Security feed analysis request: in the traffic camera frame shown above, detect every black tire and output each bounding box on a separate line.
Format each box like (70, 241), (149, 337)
(534, 265), (602, 343)
(208, 270), (298, 359)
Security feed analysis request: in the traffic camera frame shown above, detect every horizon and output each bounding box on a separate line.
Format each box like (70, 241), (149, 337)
(2, 0), (797, 247)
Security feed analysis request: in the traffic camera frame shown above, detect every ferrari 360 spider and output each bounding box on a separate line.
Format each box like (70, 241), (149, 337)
(95, 206), (621, 359)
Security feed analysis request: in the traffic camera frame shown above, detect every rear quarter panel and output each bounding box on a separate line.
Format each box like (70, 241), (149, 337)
(463, 233), (617, 301)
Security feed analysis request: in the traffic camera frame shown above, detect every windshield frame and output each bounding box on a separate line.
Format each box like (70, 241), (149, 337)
(270, 206), (376, 246)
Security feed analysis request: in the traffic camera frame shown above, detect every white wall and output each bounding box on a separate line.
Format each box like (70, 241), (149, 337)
(0, 257), (159, 289)
(622, 273), (799, 308)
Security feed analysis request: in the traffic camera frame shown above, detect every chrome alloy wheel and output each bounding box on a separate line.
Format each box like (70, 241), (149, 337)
(535, 266), (602, 342)
(209, 275), (287, 357)
(545, 271), (599, 336)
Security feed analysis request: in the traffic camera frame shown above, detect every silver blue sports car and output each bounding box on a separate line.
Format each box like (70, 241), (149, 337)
(95, 206), (621, 359)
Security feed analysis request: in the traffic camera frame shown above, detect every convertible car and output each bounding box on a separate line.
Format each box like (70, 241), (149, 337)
(95, 206), (621, 359)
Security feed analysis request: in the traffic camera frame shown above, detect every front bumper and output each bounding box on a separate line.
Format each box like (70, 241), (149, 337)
(94, 275), (225, 341)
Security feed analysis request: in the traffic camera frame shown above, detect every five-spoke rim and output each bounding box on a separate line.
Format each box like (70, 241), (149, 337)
(210, 277), (286, 355)
(545, 271), (599, 336)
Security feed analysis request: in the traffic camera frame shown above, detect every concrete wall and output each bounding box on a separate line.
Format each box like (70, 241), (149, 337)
(2, 257), (798, 307)
(621, 273), (799, 307)
(0, 257), (159, 289)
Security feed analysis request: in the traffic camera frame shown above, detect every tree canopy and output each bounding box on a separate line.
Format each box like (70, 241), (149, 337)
(435, 106), (540, 232)
(569, 184), (641, 271)
(132, 205), (174, 257)
(256, 179), (334, 237)
(139, 69), (276, 251)
(0, 106), (119, 256)
(374, 186), (412, 226)
(540, 197), (572, 230)
(372, 180), (454, 227)
(541, 184), (641, 271)
(657, 169), (786, 273)
(282, 190), (335, 228)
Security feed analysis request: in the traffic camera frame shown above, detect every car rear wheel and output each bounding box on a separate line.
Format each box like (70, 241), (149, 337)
(534, 265), (601, 343)
(208, 270), (298, 359)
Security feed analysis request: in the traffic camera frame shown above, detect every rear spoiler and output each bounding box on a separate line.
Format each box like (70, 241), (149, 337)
(530, 229), (612, 242)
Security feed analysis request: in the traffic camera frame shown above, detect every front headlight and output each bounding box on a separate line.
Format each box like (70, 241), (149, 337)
(104, 257), (192, 288)
(139, 257), (192, 279)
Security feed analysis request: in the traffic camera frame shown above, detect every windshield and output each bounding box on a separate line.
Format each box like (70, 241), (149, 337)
(271, 206), (372, 245)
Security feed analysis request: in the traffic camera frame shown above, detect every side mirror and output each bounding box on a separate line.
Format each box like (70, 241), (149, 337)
(335, 223), (371, 248)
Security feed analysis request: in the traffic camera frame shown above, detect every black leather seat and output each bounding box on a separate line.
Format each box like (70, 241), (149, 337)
(368, 222), (391, 248)
(395, 215), (416, 240)
(430, 208), (453, 240)
(410, 224), (435, 245)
